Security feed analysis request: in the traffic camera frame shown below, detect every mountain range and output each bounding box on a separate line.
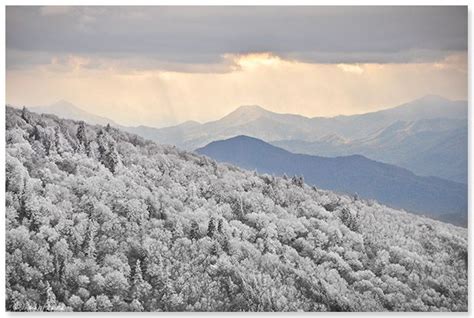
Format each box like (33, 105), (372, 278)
(197, 135), (467, 226)
(273, 118), (467, 183)
(20, 95), (468, 184)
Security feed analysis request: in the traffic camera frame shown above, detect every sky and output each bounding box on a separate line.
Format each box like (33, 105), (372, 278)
(6, 6), (468, 127)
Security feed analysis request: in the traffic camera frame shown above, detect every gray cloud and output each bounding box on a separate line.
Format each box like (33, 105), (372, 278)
(6, 6), (467, 70)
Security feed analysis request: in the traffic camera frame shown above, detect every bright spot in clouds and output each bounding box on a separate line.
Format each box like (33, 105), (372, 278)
(337, 64), (364, 74)
(232, 53), (283, 70)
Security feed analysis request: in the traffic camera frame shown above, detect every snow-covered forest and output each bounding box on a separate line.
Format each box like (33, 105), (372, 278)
(5, 106), (468, 311)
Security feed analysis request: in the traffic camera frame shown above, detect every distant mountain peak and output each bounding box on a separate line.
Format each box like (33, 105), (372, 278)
(202, 135), (282, 150)
(227, 105), (271, 117)
(219, 105), (274, 125)
(226, 134), (263, 142)
(180, 120), (201, 127)
(52, 99), (75, 105)
(29, 100), (118, 127)
(376, 95), (467, 122)
(234, 104), (269, 112)
(44, 99), (88, 113)
(415, 94), (450, 103)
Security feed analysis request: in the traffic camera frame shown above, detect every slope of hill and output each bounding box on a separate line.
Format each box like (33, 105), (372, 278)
(321, 95), (467, 139)
(196, 136), (467, 226)
(6, 106), (467, 312)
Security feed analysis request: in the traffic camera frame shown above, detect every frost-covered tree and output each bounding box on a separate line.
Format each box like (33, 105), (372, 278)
(207, 217), (216, 238)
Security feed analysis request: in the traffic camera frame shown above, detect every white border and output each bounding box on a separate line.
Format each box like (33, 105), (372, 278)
(2, 1), (472, 5)
(2, 2), (471, 317)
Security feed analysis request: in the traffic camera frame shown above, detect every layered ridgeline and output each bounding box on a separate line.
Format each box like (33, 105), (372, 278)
(197, 136), (467, 226)
(6, 106), (467, 312)
(25, 96), (468, 183)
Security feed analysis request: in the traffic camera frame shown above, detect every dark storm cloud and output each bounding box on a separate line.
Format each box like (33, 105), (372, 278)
(6, 6), (467, 69)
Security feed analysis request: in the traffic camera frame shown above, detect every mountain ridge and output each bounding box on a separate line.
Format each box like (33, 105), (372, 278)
(13, 95), (468, 182)
(21, 94), (467, 133)
(27, 100), (120, 127)
(196, 135), (467, 226)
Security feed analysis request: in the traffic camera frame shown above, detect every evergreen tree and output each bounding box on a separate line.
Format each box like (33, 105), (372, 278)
(210, 242), (219, 255)
(190, 221), (200, 240)
(131, 260), (144, 300)
(131, 260), (151, 308)
(85, 232), (96, 259)
(76, 121), (88, 147)
(207, 218), (216, 238)
(97, 129), (121, 172)
(21, 106), (30, 123)
(44, 283), (63, 311)
(31, 125), (41, 141)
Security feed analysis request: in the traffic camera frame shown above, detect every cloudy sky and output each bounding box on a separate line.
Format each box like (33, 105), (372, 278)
(6, 6), (467, 127)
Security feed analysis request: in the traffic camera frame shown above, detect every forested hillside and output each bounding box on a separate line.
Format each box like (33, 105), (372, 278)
(197, 135), (467, 226)
(5, 106), (468, 312)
